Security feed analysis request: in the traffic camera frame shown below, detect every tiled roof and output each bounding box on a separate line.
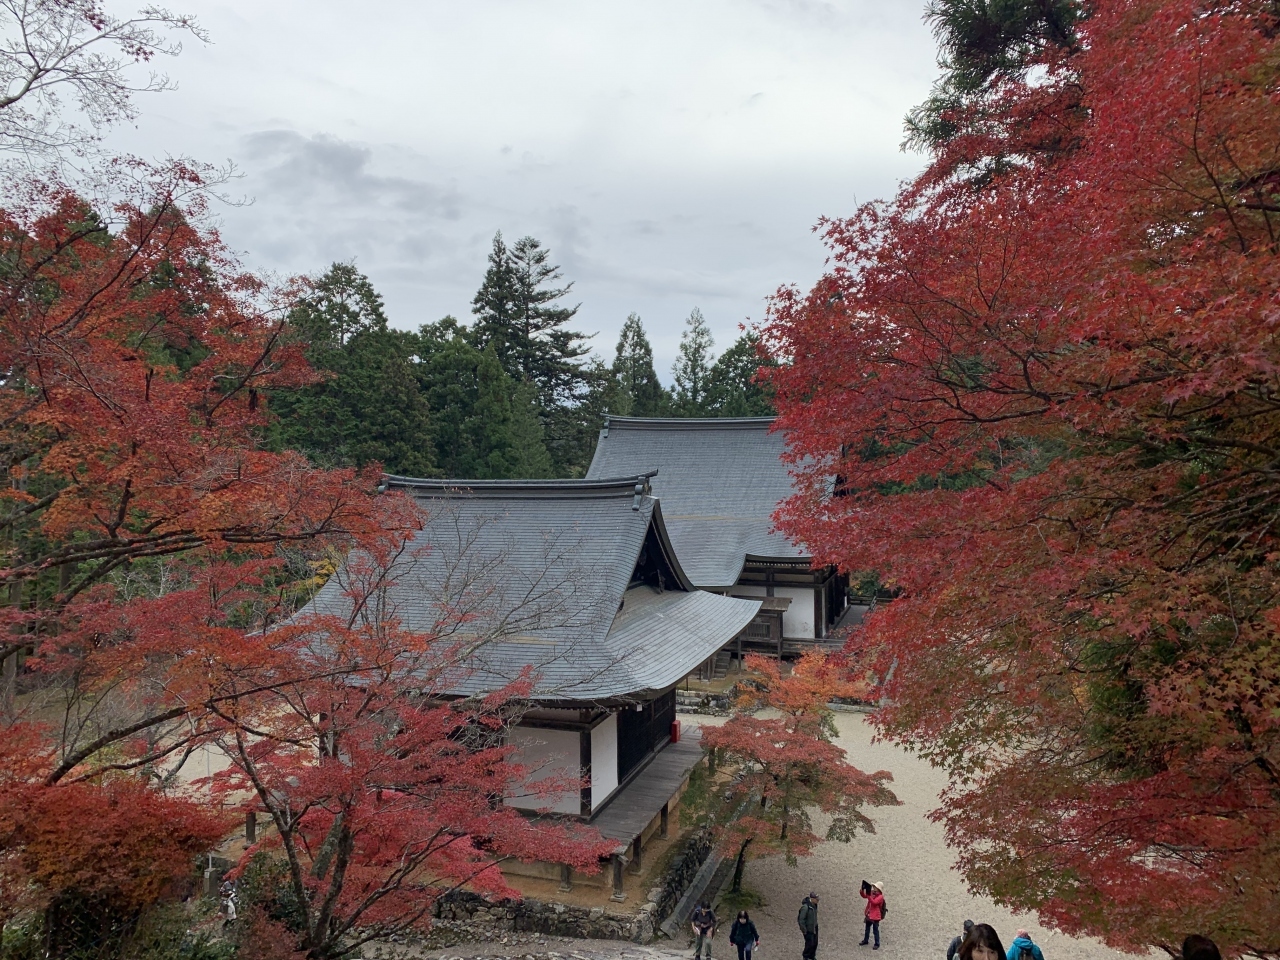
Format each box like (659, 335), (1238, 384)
(302, 475), (760, 702)
(584, 417), (808, 587)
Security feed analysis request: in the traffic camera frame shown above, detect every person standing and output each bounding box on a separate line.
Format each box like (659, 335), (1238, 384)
(948, 920), (976, 960)
(959, 924), (1007, 960)
(797, 892), (820, 960)
(1007, 930), (1045, 960)
(859, 880), (886, 949)
(691, 901), (718, 960)
(729, 910), (760, 960)
(952, 921), (977, 957)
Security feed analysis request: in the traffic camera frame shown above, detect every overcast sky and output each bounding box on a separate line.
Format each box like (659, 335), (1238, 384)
(106, 0), (939, 380)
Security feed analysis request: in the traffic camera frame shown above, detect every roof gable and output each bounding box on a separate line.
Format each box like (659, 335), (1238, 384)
(584, 417), (808, 587)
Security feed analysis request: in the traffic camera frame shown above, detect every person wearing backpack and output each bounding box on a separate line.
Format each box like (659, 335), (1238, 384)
(797, 892), (819, 960)
(729, 910), (760, 960)
(691, 902), (718, 960)
(1006, 930), (1045, 960)
(858, 880), (886, 949)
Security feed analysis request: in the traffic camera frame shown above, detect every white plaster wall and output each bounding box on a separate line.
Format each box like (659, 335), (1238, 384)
(590, 713), (619, 810)
(732, 584), (817, 638)
(506, 725), (581, 815)
(776, 586), (817, 638)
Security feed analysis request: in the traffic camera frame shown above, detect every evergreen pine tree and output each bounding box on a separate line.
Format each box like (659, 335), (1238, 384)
(469, 345), (554, 479)
(611, 313), (667, 417)
(546, 357), (617, 477)
(470, 232), (591, 410)
(270, 262), (434, 476)
(705, 331), (775, 417)
(670, 307), (716, 417)
(413, 320), (553, 479)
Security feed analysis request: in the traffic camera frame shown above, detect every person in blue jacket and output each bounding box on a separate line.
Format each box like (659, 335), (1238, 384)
(1007, 930), (1045, 960)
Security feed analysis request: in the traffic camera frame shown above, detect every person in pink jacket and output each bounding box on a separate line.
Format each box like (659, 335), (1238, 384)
(859, 880), (886, 949)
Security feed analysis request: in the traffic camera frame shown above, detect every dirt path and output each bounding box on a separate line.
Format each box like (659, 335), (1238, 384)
(707, 712), (1132, 960)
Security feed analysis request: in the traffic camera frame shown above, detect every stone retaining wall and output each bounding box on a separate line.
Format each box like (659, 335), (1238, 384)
(674, 689), (734, 716)
(423, 823), (716, 946)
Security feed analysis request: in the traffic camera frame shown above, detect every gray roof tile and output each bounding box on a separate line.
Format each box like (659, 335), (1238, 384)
(303, 475), (760, 702)
(585, 417), (807, 587)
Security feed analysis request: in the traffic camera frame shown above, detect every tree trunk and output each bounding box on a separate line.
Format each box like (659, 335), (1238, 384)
(731, 838), (752, 893)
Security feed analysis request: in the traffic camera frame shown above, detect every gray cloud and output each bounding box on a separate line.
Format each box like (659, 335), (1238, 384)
(108, 0), (938, 375)
(243, 130), (461, 219)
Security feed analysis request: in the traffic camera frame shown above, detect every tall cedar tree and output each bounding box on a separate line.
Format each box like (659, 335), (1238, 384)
(704, 331), (775, 417)
(611, 313), (667, 417)
(0, 174), (604, 951)
(470, 233), (591, 408)
(700, 654), (897, 894)
(670, 307), (715, 416)
(414, 320), (554, 479)
(764, 0), (1280, 952)
(271, 262), (434, 476)
(470, 233), (593, 474)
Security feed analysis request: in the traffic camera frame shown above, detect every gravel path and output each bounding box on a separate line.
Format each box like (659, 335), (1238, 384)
(714, 712), (1132, 960)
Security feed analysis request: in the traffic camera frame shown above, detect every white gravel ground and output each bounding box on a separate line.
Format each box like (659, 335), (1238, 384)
(698, 712), (1134, 960)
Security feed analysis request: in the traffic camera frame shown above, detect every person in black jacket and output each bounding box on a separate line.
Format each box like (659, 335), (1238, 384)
(948, 920), (975, 960)
(729, 910), (760, 960)
(797, 892), (819, 960)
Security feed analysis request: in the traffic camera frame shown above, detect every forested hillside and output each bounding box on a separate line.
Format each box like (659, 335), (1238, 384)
(268, 236), (773, 479)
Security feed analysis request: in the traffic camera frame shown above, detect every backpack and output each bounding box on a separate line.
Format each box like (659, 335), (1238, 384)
(1019, 946), (1033, 960)
(880, 897), (888, 918)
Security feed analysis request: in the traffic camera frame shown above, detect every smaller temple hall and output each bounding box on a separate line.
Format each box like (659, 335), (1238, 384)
(586, 416), (849, 657)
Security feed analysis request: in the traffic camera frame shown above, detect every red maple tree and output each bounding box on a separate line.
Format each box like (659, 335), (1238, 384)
(700, 653), (896, 894)
(0, 167), (396, 927)
(763, 0), (1280, 953)
(0, 168), (607, 952)
(210, 536), (613, 958)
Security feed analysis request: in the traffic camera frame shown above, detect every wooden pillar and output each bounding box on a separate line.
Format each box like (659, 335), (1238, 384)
(245, 811), (257, 844)
(580, 728), (592, 817)
(559, 863), (573, 893)
(630, 835), (643, 874)
(610, 854), (627, 901)
(660, 802), (669, 839)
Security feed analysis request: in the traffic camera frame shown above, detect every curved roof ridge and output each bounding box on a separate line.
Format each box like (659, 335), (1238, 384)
(603, 416), (775, 431)
(383, 472), (658, 499)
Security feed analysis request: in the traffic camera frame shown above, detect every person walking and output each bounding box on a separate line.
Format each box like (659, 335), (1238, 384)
(859, 880), (886, 949)
(959, 924), (1007, 960)
(730, 910), (760, 960)
(948, 920), (976, 960)
(1007, 930), (1045, 960)
(797, 892), (819, 960)
(691, 901), (718, 960)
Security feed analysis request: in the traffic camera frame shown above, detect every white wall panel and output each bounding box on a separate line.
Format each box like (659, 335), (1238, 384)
(776, 586), (816, 638)
(590, 713), (619, 810)
(506, 725), (581, 815)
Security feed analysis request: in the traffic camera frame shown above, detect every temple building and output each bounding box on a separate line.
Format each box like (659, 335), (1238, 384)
(306, 473), (760, 897)
(585, 416), (847, 657)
